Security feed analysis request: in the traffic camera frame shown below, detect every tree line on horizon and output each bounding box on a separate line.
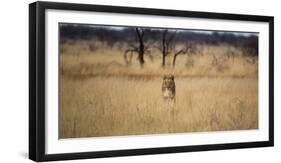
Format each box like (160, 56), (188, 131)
(59, 24), (258, 68)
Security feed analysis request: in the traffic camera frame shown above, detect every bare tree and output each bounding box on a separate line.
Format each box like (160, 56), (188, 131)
(124, 28), (151, 67)
(172, 42), (197, 68)
(136, 28), (145, 67)
(172, 49), (186, 67)
(156, 30), (176, 68)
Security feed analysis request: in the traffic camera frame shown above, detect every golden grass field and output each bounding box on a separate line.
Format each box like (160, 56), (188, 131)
(59, 41), (258, 138)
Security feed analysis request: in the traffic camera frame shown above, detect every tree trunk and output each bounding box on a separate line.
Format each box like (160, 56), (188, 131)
(172, 54), (177, 68)
(173, 50), (183, 68)
(162, 53), (166, 67)
(139, 43), (145, 67)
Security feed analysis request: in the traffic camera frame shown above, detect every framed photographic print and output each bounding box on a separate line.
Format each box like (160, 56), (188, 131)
(29, 1), (274, 162)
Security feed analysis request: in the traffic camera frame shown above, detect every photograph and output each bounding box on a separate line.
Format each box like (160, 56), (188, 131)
(59, 23), (259, 139)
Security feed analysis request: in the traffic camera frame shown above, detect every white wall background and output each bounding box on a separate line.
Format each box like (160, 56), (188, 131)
(0, 0), (279, 162)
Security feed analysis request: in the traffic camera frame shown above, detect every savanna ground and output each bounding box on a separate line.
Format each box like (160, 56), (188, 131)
(59, 41), (258, 138)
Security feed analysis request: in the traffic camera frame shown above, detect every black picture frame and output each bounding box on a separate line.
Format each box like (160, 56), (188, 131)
(29, 1), (274, 162)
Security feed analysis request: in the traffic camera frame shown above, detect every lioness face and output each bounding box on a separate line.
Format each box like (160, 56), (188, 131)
(162, 75), (176, 100)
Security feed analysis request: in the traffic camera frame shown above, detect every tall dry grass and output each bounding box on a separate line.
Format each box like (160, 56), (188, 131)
(59, 41), (258, 138)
